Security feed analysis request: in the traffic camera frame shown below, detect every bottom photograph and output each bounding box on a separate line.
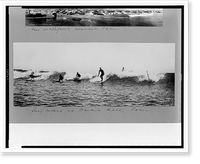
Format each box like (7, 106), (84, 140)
(13, 42), (175, 108)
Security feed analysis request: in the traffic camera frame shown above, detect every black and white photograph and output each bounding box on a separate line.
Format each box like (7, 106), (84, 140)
(14, 43), (175, 107)
(25, 8), (163, 26)
(2, 2), (188, 152)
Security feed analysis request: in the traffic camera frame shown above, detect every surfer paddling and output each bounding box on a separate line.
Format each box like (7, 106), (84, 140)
(28, 71), (41, 81)
(29, 72), (35, 80)
(98, 67), (105, 83)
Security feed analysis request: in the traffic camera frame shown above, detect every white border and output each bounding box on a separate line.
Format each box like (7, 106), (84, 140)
(9, 123), (181, 150)
(0, 0), (189, 6)
(183, 0), (189, 153)
(0, 1), (188, 153)
(0, 0), (6, 153)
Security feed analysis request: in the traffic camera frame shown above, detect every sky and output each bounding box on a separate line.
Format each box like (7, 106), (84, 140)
(14, 43), (175, 74)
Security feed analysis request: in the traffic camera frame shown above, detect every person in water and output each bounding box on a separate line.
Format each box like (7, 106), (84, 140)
(58, 74), (64, 82)
(29, 72), (35, 80)
(98, 67), (105, 82)
(76, 72), (81, 78)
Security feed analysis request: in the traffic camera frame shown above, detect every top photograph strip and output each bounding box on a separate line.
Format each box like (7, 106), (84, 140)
(25, 8), (163, 26)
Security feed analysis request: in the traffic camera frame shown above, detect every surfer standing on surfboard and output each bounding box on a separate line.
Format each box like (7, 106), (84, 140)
(98, 67), (105, 82)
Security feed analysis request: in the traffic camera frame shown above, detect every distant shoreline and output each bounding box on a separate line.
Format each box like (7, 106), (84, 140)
(25, 8), (162, 20)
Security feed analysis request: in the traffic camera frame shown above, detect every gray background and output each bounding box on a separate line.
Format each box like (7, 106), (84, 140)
(9, 7), (182, 123)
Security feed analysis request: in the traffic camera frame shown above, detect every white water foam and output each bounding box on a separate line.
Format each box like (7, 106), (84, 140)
(14, 69), (168, 82)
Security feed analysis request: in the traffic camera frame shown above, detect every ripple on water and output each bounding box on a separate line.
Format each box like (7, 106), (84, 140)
(14, 80), (174, 107)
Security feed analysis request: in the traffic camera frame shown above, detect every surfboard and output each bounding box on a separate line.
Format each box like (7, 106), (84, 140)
(73, 78), (81, 82)
(31, 75), (42, 78)
(52, 80), (63, 83)
(26, 74), (42, 81)
(25, 79), (35, 82)
(94, 81), (104, 86)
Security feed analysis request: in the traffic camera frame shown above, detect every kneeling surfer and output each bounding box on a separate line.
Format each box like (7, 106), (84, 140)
(58, 74), (64, 82)
(76, 72), (81, 79)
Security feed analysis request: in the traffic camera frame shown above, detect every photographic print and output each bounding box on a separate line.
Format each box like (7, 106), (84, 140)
(25, 8), (163, 26)
(14, 43), (175, 107)
(4, 2), (188, 151)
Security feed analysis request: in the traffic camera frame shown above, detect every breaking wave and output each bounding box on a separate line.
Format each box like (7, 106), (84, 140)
(14, 69), (174, 84)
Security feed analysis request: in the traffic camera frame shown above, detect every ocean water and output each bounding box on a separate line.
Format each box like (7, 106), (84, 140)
(26, 13), (163, 26)
(14, 78), (174, 107)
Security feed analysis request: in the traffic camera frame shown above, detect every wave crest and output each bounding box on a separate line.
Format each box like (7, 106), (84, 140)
(14, 69), (174, 84)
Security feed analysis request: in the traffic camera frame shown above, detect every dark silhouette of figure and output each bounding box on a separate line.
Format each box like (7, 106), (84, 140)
(52, 12), (57, 19)
(29, 72), (35, 80)
(76, 72), (81, 78)
(98, 67), (105, 82)
(122, 67), (125, 72)
(59, 74), (64, 82)
(28, 71), (41, 80)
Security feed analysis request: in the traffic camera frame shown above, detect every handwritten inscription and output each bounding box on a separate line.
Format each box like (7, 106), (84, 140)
(131, 107), (148, 112)
(32, 108), (63, 115)
(79, 108), (101, 112)
(31, 107), (148, 115)
(31, 27), (117, 33)
(31, 27), (40, 31)
(107, 108), (124, 112)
